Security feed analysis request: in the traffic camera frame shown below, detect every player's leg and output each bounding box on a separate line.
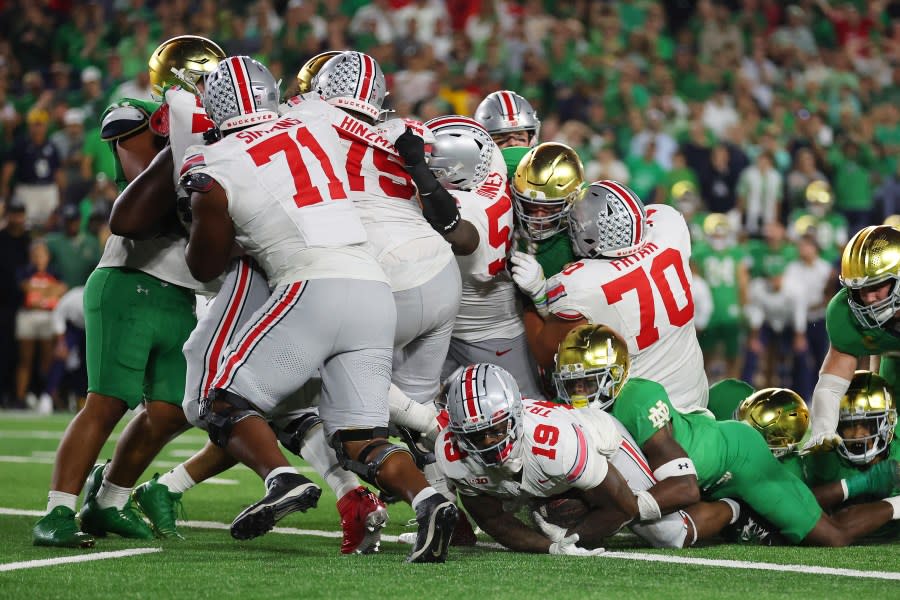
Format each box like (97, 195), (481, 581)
(323, 279), (457, 563)
(82, 275), (196, 539)
(33, 268), (146, 547)
(450, 333), (544, 400)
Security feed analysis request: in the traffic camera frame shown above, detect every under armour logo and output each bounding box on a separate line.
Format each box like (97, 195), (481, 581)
(678, 463), (689, 470)
(136, 285), (148, 295)
(647, 400), (670, 429)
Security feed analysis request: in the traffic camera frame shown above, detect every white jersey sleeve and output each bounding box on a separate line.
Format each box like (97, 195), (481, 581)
(182, 102), (385, 287)
(452, 151), (523, 341)
(329, 109), (453, 292)
(165, 87), (215, 181)
(546, 205), (708, 413)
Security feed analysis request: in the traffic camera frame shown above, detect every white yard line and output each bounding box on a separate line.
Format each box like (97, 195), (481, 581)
(2, 508), (898, 581)
(0, 548), (161, 572)
(0, 430), (209, 445)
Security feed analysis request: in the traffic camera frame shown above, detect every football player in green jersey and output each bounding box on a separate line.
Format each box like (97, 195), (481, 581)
(32, 36), (225, 549)
(554, 323), (900, 546)
(804, 225), (900, 454)
(691, 213), (749, 379)
(788, 180), (849, 265)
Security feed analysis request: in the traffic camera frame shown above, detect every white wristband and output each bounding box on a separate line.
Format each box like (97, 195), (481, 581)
(636, 490), (662, 521)
(884, 496), (900, 520)
(653, 458), (697, 480)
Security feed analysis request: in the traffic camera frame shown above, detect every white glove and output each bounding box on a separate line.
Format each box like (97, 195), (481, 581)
(799, 431), (843, 456)
(377, 118), (436, 146)
(534, 512), (604, 556)
(510, 251), (550, 316)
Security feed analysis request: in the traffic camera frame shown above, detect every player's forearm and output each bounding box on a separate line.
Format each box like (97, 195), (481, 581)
(109, 146), (176, 239)
(811, 482), (846, 511)
(570, 504), (632, 548)
(443, 219), (479, 256)
(479, 512), (552, 553)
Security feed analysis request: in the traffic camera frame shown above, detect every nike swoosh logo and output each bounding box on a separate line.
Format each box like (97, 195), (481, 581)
(495, 349), (512, 356)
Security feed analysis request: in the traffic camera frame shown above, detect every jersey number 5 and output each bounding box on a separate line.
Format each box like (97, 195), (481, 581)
(601, 248), (694, 350)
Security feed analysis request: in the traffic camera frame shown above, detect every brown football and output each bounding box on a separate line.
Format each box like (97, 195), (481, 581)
(535, 494), (589, 529)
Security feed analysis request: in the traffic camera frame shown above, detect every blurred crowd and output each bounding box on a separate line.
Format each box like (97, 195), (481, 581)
(1, 0), (899, 410)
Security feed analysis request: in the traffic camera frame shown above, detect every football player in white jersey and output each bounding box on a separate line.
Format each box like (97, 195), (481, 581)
(438, 361), (730, 552)
(304, 51), (465, 411)
(126, 52), (393, 555)
(414, 115), (544, 399)
(510, 180), (709, 413)
(180, 56), (457, 563)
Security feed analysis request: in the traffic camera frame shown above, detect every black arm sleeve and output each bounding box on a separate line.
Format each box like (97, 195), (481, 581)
(405, 161), (461, 234)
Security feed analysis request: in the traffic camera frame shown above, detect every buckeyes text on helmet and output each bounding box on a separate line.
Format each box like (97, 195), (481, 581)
(202, 56), (280, 133)
(424, 115), (495, 192)
(312, 51), (387, 123)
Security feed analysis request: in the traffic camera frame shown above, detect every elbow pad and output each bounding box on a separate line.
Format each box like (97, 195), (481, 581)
(406, 161), (461, 234)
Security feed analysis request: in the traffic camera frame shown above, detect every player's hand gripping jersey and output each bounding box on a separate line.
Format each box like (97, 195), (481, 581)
(182, 98), (385, 287)
(546, 204), (708, 412)
(438, 399), (621, 502)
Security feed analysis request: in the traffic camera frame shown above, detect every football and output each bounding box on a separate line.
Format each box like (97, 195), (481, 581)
(534, 493), (590, 529)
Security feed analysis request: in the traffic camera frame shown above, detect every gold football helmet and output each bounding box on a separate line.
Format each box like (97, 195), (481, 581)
(837, 370), (897, 465)
(737, 388), (809, 458)
(512, 142), (585, 241)
(703, 212), (735, 250)
(553, 324), (630, 410)
(148, 35), (225, 96)
(671, 180), (699, 215)
(296, 50), (341, 94)
(839, 225), (900, 328)
(884, 215), (900, 229)
(805, 180), (834, 218)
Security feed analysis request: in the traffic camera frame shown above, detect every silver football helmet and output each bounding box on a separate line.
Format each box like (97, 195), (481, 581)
(473, 90), (540, 146)
(203, 56), (279, 133)
(569, 180), (648, 258)
(446, 363), (525, 470)
(313, 51), (387, 123)
(423, 115), (495, 191)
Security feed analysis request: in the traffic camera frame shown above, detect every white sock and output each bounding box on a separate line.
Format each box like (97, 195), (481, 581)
(720, 498), (741, 524)
(411, 486), (438, 510)
(297, 424), (357, 499)
(96, 478), (132, 510)
(47, 491), (78, 512)
(884, 496), (900, 519)
(264, 466), (298, 489)
(158, 464), (196, 494)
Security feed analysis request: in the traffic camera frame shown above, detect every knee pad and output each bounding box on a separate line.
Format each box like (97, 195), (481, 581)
(330, 428), (415, 495)
(273, 412), (323, 456)
(396, 425), (435, 469)
(200, 388), (264, 448)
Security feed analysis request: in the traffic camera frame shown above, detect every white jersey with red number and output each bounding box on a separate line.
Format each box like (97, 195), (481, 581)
(182, 100), (385, 288)
(437, 400), (620, 504)
(545, 204), (708, 412)
(166, 87), (216, 182)
(322, 108), (454, 292)
(452, 151), (521, 342)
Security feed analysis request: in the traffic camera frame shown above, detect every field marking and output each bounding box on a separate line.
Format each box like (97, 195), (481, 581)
(2, 508), (898, 581)
(0, 430), (209, 445)
(0, 548), (161, 572)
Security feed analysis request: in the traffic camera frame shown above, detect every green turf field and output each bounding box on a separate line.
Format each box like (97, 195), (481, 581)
(1, 412), (899, 599)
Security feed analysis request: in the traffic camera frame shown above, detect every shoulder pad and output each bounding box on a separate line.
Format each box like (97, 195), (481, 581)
(180, 170), (214, 195)
(100, 103), (152, 142)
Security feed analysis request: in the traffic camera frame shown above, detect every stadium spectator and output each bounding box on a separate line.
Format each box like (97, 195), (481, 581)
(736, 151), (783, 238)
(1, 108), (62, 230)
(0, 199), (31, 407)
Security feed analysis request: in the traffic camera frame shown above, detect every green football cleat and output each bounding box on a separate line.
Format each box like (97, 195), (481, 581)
(79, 498), (154, 540)
(133, 474), (185, 540)
(82, 461), (107, 505)
(32, 506), (95, 548)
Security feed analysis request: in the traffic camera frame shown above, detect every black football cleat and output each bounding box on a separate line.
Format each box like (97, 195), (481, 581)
(406, 493), (458, 563)
(230, 473), (321, 540)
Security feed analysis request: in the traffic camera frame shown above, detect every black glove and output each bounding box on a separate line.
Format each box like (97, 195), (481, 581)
(393, 128), (426, 166)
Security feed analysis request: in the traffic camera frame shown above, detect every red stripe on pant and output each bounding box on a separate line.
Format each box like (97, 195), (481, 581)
(211, 281), (304, 391)
(201, 259), (252, 400)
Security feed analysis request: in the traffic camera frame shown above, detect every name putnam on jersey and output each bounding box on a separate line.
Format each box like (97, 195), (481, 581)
(235, 117), (303, 144)
(609, 241), (660, 272)
(335, 114), (396, 153)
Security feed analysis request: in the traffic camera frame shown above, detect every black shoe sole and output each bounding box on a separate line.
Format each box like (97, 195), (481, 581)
(231, 483), (321, 540)
(407, 502), (459, 564)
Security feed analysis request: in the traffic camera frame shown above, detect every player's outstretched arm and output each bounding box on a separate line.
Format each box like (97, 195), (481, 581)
(801, 347), (856, 454)
(570, 463), (639, 548)
(460, 493), (553, 553)
(523, 309), (586, 370)
(109, 146), (177, 239)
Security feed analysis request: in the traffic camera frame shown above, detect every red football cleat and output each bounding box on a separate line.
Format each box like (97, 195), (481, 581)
(337, 486), (389, 554)
(450, 509), (478, 546)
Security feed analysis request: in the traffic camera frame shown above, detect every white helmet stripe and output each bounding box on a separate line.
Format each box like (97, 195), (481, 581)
(427, 115), (488, 134)
(603, 179), (643, 246)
